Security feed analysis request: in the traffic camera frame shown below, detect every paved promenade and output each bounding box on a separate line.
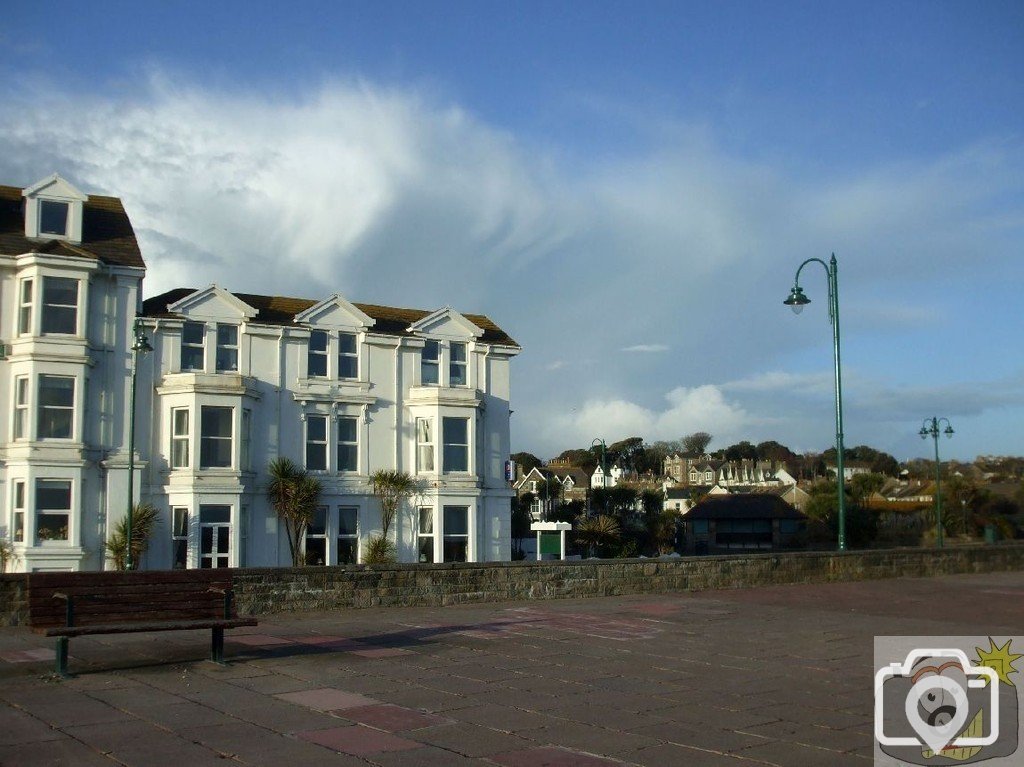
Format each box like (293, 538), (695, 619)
(1, 570), (1021, 766)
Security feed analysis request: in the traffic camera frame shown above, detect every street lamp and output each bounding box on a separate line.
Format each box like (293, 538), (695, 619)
(784, 253), (847, 551)
(126, 318), (153, 570)
(591, 438), (607, 514)
(919, 417), (954, 549)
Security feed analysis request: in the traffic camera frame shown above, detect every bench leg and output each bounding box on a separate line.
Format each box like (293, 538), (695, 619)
(211, 627), (225, 665)
(55, 637), (69, 677)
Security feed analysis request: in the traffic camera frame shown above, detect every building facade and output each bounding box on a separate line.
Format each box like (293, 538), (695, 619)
(0, 175), (145, 572)
(1, 174), (520, 572)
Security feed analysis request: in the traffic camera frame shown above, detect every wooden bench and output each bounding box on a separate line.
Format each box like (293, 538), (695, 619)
(26, 570), (258, 676)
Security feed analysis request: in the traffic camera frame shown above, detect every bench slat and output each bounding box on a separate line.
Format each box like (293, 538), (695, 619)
(41, 617), (258, 638)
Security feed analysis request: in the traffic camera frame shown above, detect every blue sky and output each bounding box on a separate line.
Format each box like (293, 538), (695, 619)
(3, 1), (1022, 461)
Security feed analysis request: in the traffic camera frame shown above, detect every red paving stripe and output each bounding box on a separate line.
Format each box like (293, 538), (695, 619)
(296, 725), (421, 756)
(227, 634), (296, 647)
(340, 703), (451, 731)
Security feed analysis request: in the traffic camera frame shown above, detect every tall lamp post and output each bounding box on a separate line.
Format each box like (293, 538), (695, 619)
(125, 318), (153, 570)
(591, 438), (607, 514)
(783, 253), (847, 551)
(919, 417), (954, 549)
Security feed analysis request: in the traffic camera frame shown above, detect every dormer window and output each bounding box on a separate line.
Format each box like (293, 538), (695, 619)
(419, 339), (471, 387)
(22, 174), (87, 243)
(304, 329), (361, 380)
(39, 201), (69, 236)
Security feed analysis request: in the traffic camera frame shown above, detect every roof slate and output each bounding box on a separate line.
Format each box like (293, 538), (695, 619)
(143, 288), (519, 348)
(0, 184), (144, 269)
(687, 494), (806, 520)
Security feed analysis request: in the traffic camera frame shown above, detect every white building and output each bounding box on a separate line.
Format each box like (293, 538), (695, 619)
(590, 463), (625, 489)
(1, 174), (521, 572)
(0, 174), (145, 572)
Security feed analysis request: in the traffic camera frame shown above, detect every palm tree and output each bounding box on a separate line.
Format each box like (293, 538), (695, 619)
(106, 502), (160, 570)
(575, 514), (621, 558)
(366, 469), (416, 563)
(267, 457), (323, 566)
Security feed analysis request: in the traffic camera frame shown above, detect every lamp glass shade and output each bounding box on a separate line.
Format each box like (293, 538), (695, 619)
(783, 286), (810, 314)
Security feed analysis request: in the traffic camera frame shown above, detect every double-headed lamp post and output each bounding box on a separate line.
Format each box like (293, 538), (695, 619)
(919, 417), (954, 549)
(125, 318), (153, 570)
(783, 253), (847, 551)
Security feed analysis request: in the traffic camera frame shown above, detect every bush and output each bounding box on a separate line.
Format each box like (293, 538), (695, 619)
(106, 503), (160, 570)
(362, 535), (397, 564)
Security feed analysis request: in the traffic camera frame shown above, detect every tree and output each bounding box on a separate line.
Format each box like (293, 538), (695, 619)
(106, 502), (160, 571)
(574, 514), (621, 558)
(511, 495), (533, 560)
(267, 457), (324, 567)
(804, 481), (877, 549)
(367, 469), (416, 563)
(755, 440), (796, 463)
(511, 451), (542, 475)
(556, 448), (596, 466)
(682, 432), (713, 456)
(724, 441), (757, 461)
(849, 472), (886, 504)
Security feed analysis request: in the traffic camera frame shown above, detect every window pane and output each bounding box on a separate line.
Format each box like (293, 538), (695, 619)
(173, 408), (189, 435)
(443, 417), (467, 444)
(305, 538), (327, 566)
(172, 439), (189, 468)
(39, 376), (74, 406)
(337, 445), (356, 472)
(450, 342), (466, 362)
(338, 507), (358, 535)
(182, 322), (205, 344)
(37, 514), (69, 541)
(173, 508), (189, 537)
(37, 480), (71, 509)
(444, 506), (468, 535)
(200, 505), (231, 524)
(172, 540), (188, 569)
(423, 340), (439, 361)
(216, 324), (237, 346)
(443, 445), (467, 473)
(307, 416), (326, 441)
(418, 538), (434, 563)
(216, 350), (237, 371)
(310, 330), (328, 351)
(338, 333), (356, 354)
(43, 277), (78, 305)
(419, 507), (433, 534)
(443, 539), (468, 562)
(337, 417), (356, 442)
(307, 444), (327, 471)
(418, 445), (435, 472)
(338, 355), (358, 379)
(201, 407), (232, 437)
(38, 376), (74, 439)
(450, 361), (467, 386)
(308, 330), (328, 376)
(41, 278), (78, 334)
(182, 346), (204, 371)
(39, 200), (69, 235)
(309, 507), (328, 536)
(338, 538), (358, 565)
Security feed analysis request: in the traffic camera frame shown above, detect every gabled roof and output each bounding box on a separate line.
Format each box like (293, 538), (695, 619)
(687, 494), (807, 520)
(0, 184), (144, 268)
(143, 288), (519, 348)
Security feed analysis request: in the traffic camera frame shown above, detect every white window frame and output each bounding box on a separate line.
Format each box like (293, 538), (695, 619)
(37, 375), (75, 440)
(442, 416), (470, 474)
(13, 375), (29, 440)
(171, 407), (190, 469)
(337, 415), (358, 473)
(199, 406), (233, 469)
(171, 507), (189, 569)
(337, 505), (359, 565)
(337, 332), (358, 380)
(181, 321), (206, 372)
(417, 506), (435, 563)
(304, 506), (329, 566)
(307, 330), (328, 378)
(198, 504), (232, 568)
(421, 340), (440, 385)
(39, 200), (70, 236)
(40, 276), (79, 335)
(12, 481), (25, 544)
(35, 479), (72, 545)
(416, 417), (435, 473)
(305, 415), (329, 472)
(449, 341), (468, 387)
(215, 324), (238, 372)
(18, 278), (33, 336)
(442, 505), (470, 562)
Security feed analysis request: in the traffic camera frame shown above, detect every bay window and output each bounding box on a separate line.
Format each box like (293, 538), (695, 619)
(200, 406), (233, 468)
(416, 417), (435, 473)
(41, 277), (79, 335)
(36, 479), (71, 543)
(38, 375), (74, 439)
(442, 417), (469, 473)
(171, 408), (190, 468)
(443, 505), (469, 562)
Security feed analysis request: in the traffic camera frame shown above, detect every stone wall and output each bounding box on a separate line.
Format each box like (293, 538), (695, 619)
(3, 543), (1022, 625)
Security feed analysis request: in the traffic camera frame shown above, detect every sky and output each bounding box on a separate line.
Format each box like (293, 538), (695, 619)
(2, 1), (1022, 463)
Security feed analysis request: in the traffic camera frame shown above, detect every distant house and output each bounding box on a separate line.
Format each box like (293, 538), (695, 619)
(826, 461), (872, 480)
(513, 464), (589, 520)
(664, 454), (794, 488)
(591, 463), (626, 489)
(682, 495), (807, 555)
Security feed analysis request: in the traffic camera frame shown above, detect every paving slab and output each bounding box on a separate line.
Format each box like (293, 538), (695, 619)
(0, 570), (1021, 766)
